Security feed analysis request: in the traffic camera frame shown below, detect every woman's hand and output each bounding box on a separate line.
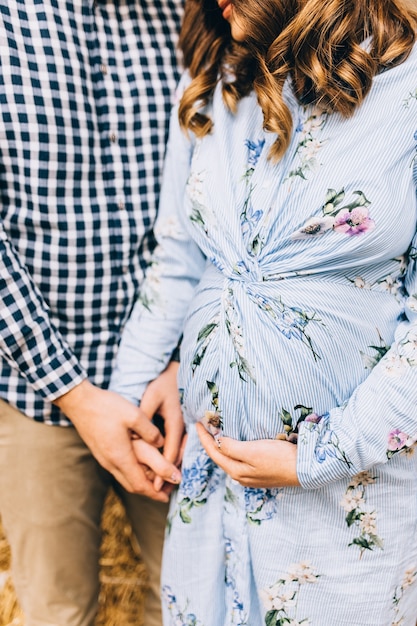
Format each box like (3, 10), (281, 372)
(140, 361), (186, 492)
(196, 422), (300, 488)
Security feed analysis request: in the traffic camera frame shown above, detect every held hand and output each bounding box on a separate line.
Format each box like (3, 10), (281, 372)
(140, 361), (186, 492)
(196, 422), (300, 488)
(54, 379), (181, 500)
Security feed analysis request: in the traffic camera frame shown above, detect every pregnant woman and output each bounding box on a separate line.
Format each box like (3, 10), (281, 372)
(111, 0), (417, 623)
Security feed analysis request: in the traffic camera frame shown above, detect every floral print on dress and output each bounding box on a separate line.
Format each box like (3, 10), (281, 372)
(285, 108), (329, 182)
(301, 412), (353, 468)
(246, 288), (323, 361)
(403, 88), (417, 108)
(291, 188), (374, 240)
(162, 586), (204, 626)
(137, 258), (163, 312)
(245, 138), (265, 173)
(244, 488), (284, 525)
(225, 537), (249, 625)
(171, 449), (223, 524)
(408, 293), (417, 313)
(391, 565), (417, 625)
(201, 379), (223, 436)
(223, 287), (256, 381)
(360, 332), (390, 370)
(410, 130), (417, 167)
(340, 471), (383, 556)
(260, 561), (320, 626)
(381, 326), (417, 376)
(277, 404), (314, 444)
(191, 315), (220, 373)
(346, 254), (408, 300)
(224, 483), (284, 526)
(386, 429), (417, 459)
(240, 138), (267, 256)
(187, 169), (216, 236)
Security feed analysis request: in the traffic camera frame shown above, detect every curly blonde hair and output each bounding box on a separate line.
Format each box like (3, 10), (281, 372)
(178, 0), (417, 160)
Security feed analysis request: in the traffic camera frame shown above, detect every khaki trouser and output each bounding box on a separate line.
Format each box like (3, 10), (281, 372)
(0, 399), (168, 626)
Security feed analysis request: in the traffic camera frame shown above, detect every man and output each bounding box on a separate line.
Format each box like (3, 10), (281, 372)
(0, 1), (184, 624)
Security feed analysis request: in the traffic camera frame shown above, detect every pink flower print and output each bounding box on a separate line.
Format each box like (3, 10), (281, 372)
(304, 413), (321, 424)
(333, 207), (375, 236)
(387, 429), (409, 451)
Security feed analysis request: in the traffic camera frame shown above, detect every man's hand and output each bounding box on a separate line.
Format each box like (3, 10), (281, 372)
(140, 361), (186, 492)
(196, 422), (300, 488)
(54, 379), (181, 500)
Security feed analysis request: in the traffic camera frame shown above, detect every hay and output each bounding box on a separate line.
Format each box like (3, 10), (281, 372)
(0, 488), (147, 626)
(96, 489), (147, 626)
(0, 575), (24, 626)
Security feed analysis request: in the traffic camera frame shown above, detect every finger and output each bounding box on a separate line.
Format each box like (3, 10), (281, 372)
(209, 433), (251, 463)
(196, 423), (244, 476)
(138, 463), (156, 482)
(132, 438), (181, 485)
(109, 451), (170, 502)
(130, 407), (164, 448)
(177, 432), (188, 466)
(139, 383), (161, 421)
(162, 413), (185, 464)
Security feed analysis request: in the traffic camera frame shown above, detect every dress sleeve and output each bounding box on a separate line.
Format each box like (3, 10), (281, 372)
(0, 223), (86, 401)
(297, 179), (417, 489)
(109, 76), (206, 405)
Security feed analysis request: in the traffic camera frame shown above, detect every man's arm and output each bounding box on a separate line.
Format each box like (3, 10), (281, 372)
(0, 223), (181, 498)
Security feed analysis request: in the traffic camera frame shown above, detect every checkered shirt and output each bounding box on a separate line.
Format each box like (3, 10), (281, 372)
(0, 0), (183, 424)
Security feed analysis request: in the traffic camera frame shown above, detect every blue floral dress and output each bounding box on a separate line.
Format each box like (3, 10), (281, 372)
(110, 44), (417, 625)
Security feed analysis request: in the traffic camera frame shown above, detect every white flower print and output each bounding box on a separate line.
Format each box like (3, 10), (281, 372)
(407, 294), (417, 313)
(359, 511), (378, 535)
(340, 491), (365, 513)
(285, 109), (329, 182)
(348, 471), (376, 489)
(402, 566), (417, 589)
(223, 288), (255, 382)
(382, 327), (417, 376)
(341, 472), (383, 556)
(351, 276), (373, 289)
(392, 564), (417, 625)
(187, 169), (216, 235)
(286, 561), (320, 585)
(360, 333), (390, 371)
(154, 215), (184, 239)
(187, 170), (206, 205)
(261, 561), (320, 625)
(259, 587), (296, 612)
(138, 258), (163, 311)
(377, 274), (401, 296)
(381, 353), (409, 377)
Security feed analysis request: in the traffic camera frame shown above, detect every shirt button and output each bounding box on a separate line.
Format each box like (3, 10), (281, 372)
(100, 63), (108, 75)
(118, 200), (125, 210)
(109, 132), (117, 143)
(122, 266), (129, 274)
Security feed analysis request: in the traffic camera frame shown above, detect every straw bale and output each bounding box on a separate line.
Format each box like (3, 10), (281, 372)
(96, 489), (147, 626)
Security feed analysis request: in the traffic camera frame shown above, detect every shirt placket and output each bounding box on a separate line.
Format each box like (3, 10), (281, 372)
(89, 4), (131, 279)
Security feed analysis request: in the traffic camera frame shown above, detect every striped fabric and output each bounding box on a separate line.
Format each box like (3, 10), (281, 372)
(111, 47), (417, 624)
(0, 0), (183, 424)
